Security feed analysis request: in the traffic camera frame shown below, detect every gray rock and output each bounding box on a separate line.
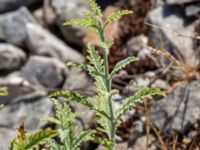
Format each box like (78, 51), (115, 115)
(63, 68), (90, 90)
(0, 44), (26, 70)
(0, 7), (37, 46)
(51, 0), (89, 46)
(25, 23), (84, 62)
(0, 72), (26, 85)
(166, 0), (199, 4)
(0, 0), (41, 13)
(148, 5), (198, 66)
(127, 35), (148, 55)
(151, 81), (200, 134)
(21, 56), (67, 88)
(185, 5), (200, 17)
(0, 95), (53, 150)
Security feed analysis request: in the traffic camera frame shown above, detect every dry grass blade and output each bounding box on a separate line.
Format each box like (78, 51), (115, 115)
(144, 101), (167, 150)
(172, 134), (178, 150)
(147, 46), (190, 74)
(147, 46), (200, 92)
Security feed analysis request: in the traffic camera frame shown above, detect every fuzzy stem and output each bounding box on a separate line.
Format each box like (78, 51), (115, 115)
(98, 24), (116, 150)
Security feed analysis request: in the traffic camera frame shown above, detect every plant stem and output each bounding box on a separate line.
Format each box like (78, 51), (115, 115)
(98, 24), (116, 150)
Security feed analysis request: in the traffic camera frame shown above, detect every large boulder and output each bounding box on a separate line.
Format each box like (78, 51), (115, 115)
(25, 23), (84, 62)
(151, 81), (200, 134)
(0, 44), (26, 70)
(21, 56), (67, 88)
(0, 7), (37, 46)
(148, 5), (198, 66)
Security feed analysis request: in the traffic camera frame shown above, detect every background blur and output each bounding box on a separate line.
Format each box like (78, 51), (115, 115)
(0, 0), (200, 149)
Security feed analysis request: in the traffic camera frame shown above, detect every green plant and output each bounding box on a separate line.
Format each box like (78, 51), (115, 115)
(44, 100), (94, 150)
(50, 0), (165, 149)
(9, 122), (57, 150)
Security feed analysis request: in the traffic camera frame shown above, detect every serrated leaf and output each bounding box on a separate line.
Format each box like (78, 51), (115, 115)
(67, 61), (89, 71)
(46, 139), (60, 150)
(104, 10), (133, 27)
(73, 130), (95, 149)
(87, 44), (104, 74)
(91, 136), (114, 150)
(116, 87), (165, 120)
(42, 117), (61, 126)
(14, 129), (57, 150)
(63, 19), (94, 28)
(110, 56), (139, 77)
(50, 91), (94, 110)
(89, 0), (102, 19)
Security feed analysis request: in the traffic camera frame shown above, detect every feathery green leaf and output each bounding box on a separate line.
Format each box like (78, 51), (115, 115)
(13, 129), (57, 150)
(63, 19), (94, 28)
(87, 44), (104, 74)
(50, 91), (94, 110)
(89, 0), (102, 19)
(116, 87), (165, 120)
(73, 130), (95, 149)
(110, 56), (139, 77)
(67, 61), (90, 71)
(104, 10), (133, 27)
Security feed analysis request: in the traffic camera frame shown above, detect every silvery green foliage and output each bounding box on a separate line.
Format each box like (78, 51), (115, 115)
(9, 128), (57, 150)
(44, 100), (94, 150)
(51, 0), (165, 149)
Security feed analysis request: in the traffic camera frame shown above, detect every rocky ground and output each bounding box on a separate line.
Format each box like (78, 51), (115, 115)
(0, 0), (200, 149)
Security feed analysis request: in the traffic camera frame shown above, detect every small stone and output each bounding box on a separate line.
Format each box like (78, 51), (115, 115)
(21, 56), (67, 88)
(63, 68), (89, 90)
(0, 44), (26, 70)
(25, 23), (84, 62)
(0, 7), (37, 46)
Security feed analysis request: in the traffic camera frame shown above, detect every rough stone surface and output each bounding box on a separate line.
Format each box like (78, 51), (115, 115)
(0, 44), (26, 70)
(126, 34), (151, 59)
(0, 7), (37, 46)
(185, 5), (200, 17)
(0, 0), (41, 13)
(0, 94), (53, 150)
(21, 56), (67, 88)
(0, 72), (26, 85)
(148, 5), (197, 66)
(25, 23), (84, 62)
(151, 81), (200, 134)
(63, 68), (90, 90)
(166, 0), (199, 4)
(51, 0), (89, 46)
